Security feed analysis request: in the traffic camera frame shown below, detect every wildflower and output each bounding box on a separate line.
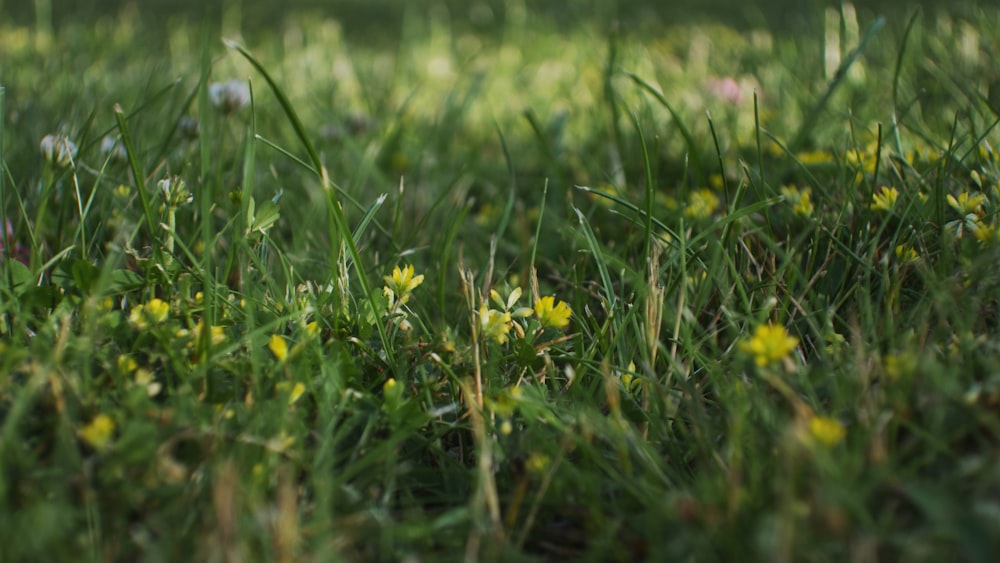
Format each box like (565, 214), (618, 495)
(178, 116), (200, 140)
(740, 323), (798, 367)
(268, 334), (289, 362)
(845, 145), (878, 174)
(780, 185), (814, 217)
(289, 382), (306, 404)
(276, 381), (306, 404)
(176, 320), (226, 346)
(869, 186), (899, 212)
(894, 244), (919, 265)
(705, 76), (745, 105)
(100, 135), (127, 162)
(305, 321), (320, 337)
(946, 192), (986, 216)
(79, 414), (115, 450)
(134, 369), (162, 397)
(807, 416), (846, 447)
(382, 377), (404, 410)
(117, 355), (138, 374)
(975, 222), (1000, 245)
(684, 189), (720, 220)
(534, 296), (572, 330)
(158, 176), (192, 208)
(797, 149), (834, 165)
(39, 134), (78, 167)
(383, 264), (424, 308)
(129, 298), (170, 329)
(209, 79), (251, 115)
(479, 302), (513, 344)
(525, 452), (551, 474)
(490, 287), (533, 318)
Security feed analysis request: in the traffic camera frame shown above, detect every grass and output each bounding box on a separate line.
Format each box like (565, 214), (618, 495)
(2, 2), (1000, 561)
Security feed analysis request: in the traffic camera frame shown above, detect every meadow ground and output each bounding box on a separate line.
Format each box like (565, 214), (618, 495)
(2, 1), (1000, 561)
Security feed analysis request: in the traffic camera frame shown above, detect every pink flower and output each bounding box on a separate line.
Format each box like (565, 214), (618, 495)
(706, 76), (745, 105)
(0, 220), (28, 265)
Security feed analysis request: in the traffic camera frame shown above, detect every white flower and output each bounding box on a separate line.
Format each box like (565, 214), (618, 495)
(209, 79), (250, 115)
(40, 134), (78, 167)
(100, 136), (127, 162)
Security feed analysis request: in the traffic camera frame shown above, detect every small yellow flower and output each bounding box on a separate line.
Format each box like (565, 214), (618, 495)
(384, 265), (424, 300)
(268, 334), (288, 362)
(145, 298), (170, 323)
(975, 223), (1000, 245)
(79, 414), (115, 450)
(869, 186), (899, 212)
(684, 189), (720, 220)
(128, 298), (170, 329)
(845, 147), (877, 174)
(525, 452), (551, 474)
(305, 321), (320, 337)
(289, 382), (306, 404)
(176, 320), (226, 346)
(807, 416), (846, 447)
(277, 381), (307, 404)
(780, 185), (814, 217)
(740, 323), (798, 367)
(479, 302), (513, 344)
(534, 296), (572, 330)
(797, 149), (834, 165)
(894, 244), (919, 265)
(117, 355), (138, 374)
(947, 192), (986, 216)
(134, 368), (162, 397)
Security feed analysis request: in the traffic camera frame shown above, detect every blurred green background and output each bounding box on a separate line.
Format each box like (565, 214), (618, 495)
(6, 0), (992, 43)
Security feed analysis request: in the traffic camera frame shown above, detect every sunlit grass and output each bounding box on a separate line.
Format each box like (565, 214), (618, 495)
(2, 2), (1000, 560)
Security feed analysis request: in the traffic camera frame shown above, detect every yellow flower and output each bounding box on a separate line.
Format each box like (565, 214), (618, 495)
(797, 149), (834, 165)
(383, 264), (424, 306)
(79, 414), (115, 450)
(534, 296), (572, 329)
(268, 334), (288, 362)
(869, 186), (899, 212)
(134, 368), (162, 397)
(289, 382), (306, 404)
(176, 320), (226, 346)
(276, 381), (307, 404)
(128, 298), (170, 329)
(780, 185), (814, 217)
(947, 192), (986, 215)
(975, 222), (1000, 245)
(479, 302), (513, 344)
(807, 416), (846, 447)
(117, 355), (138, 374)
(894, 244), (919, 265)
(684, 189), (720, 220)
(305, 321), (320, 337)
(740, 323), (798, 367)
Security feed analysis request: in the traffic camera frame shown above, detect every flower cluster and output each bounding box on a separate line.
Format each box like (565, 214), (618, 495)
(740, 323), (798, 367)
(383, 264), (425, 330)
(477, 285), (572, 345)
(209, 79), (251, 115)
(869, 186), (899, 212)
(40, 133), (78, 168)
(780, 185), (814, 217)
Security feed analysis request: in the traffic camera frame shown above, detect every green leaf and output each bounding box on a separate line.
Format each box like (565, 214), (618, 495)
(251, 199), (281, 234)
(2, 260), (34, 295)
